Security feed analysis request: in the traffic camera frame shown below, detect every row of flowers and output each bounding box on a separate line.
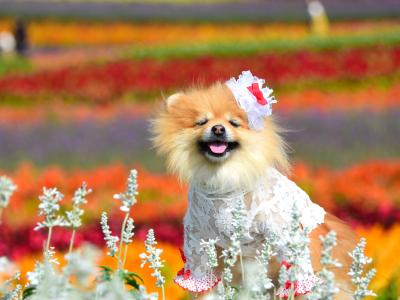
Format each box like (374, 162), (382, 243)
(0, 109), (398, 172)
(0, 163), (186, 228)
(0, 19), (308, 47)
(1, 19), (399, 47)
(1, 160), (399, 230)
(1, 46), (400, 102)
(2, 225), (400, 299)
(1, 219), (399, 297)
(0, 81), (399, 126)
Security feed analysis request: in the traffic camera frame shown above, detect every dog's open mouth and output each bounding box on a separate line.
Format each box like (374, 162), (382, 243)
(198, 140), (239, 157)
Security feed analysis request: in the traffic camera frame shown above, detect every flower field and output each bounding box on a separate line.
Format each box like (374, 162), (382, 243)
(1, 19), (400, 48)
(1, 16), (400, 299)
(1, 46), (400, 103)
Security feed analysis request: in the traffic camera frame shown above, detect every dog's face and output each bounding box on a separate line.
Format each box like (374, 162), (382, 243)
(152, 83), (288, 188)
(193, 92), (244, 164)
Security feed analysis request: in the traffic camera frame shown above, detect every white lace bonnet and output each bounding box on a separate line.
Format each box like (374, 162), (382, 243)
(225, 70), (277, 131)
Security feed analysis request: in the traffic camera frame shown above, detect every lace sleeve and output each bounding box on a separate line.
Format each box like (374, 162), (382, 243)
(253, 168), (325, 234)
(252, 168), (325, 297)
(174, 213), (220, 293)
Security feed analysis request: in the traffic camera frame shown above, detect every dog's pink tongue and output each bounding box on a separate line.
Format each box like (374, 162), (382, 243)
(209, 142), (228, 154)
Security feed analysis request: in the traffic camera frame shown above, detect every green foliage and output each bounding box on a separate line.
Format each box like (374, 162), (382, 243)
(128, 30), (400, 60)
(98, 265), (114, 282)
(99, 265), (144, 291)
(0, 56), (31, 77)
(22, 286), (36, 299)
(376, 277), (399, 300)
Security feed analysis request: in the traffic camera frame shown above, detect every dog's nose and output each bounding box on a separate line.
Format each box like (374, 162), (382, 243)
(211, 124), (225, 136)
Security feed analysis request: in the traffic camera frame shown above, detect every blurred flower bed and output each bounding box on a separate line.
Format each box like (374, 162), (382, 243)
(1, 18), (400, 298)
(2, 219), (400, 298)
(1, 162), (400, 296)
(1, 160), (399, 236)
(0, 82), (399, 119)
(1, 46), (399, 104)
(1, 19), (400, 47)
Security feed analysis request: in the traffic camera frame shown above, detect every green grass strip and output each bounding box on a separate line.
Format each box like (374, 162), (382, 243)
(0, 56), (31, 77)
(129, 30), (400, 60)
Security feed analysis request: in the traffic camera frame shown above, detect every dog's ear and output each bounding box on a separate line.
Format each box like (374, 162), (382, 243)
(165, 92), (183, 108)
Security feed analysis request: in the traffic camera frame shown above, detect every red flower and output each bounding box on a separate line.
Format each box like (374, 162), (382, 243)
(247, 83), (268, 106)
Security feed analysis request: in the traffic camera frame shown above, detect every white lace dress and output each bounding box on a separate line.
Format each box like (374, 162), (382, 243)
(174, 168), (326, 295)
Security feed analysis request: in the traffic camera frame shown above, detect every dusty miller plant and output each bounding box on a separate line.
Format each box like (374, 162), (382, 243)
(348, 238), (376, 300)
(0, 170), (162, 300)
(308, 231), (342, 300)
(139, 229), (166, 300)
(0, 176), (17, 222)
(0, 171), (377, 300)
(198, 201), (377, 300)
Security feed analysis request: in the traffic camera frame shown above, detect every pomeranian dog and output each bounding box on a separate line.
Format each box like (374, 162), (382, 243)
(152, 71), (356, 299)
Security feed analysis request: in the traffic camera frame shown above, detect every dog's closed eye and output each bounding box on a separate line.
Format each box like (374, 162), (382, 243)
(195, 118), (209, 126)
(229, 119), (241, 127)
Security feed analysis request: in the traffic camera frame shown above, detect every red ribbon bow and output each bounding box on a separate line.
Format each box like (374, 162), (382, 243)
(247, 83), (268, 106)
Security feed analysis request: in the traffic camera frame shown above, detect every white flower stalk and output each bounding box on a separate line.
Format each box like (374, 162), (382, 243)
(27, 246), (60, 288)
(250, 242), (275, 299)
(218, 199), (246, 300)
(285, 204), (312, 269)
(308, 231), (341, 300)
(121, 217), (135, 267)
(100, 212), (119, 258)
(44, 247), (60, 266)
(275, 204), (314, 298)
(8, 284), (22, 300)
(139, 229), (165, 300)
(0, 271), (22, 300)
(66, 182), (92, 229)
(27, 261), (46, 286)
(231, 198), (246, 282)
(114, 169), (138, 213)
(348, 238), (376, 300)
(278, 264), (289, 287)
(0, 176), (17, 223)
(319, 231), (342, 268)
(122, 217), (135, 244)
(35, 187), (67, 252)
(66, 182), (92, 254)
(114, 169), (139, 269)
(64, 244), (100, 287)
(28, 257), (69, 300)
(200, 238), (219, 269)
(0, 176), (17, 209)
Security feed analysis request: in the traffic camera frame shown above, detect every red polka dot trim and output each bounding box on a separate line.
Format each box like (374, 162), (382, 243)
(174, 272), (220, 293)
(276, 274), (320, 299)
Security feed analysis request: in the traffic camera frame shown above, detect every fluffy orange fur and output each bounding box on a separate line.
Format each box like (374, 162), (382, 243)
(152, 82), (356, 299)
(152, 82), (288, 189)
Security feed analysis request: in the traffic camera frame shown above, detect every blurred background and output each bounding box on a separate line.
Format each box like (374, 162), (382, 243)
(0, 0), (400, 298)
